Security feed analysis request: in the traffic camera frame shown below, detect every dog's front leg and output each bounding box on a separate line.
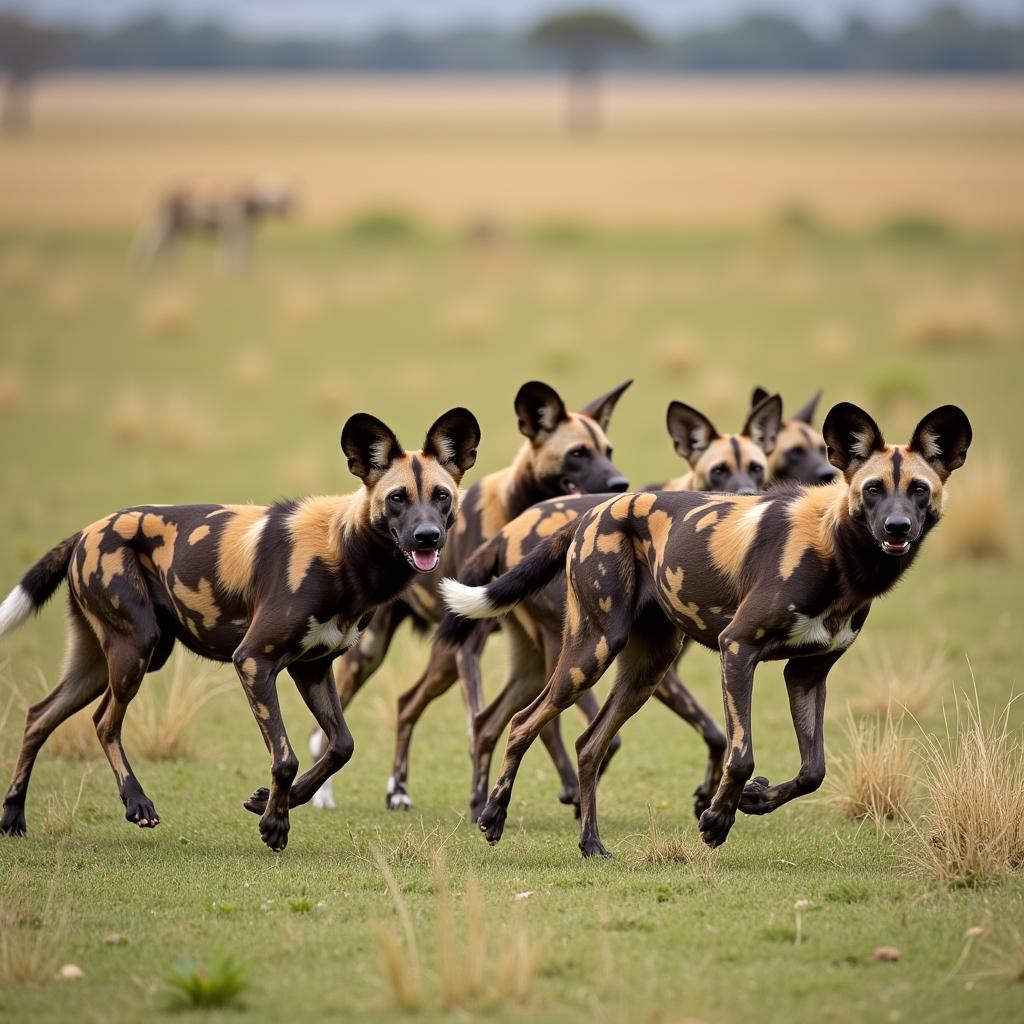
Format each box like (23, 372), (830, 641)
(698, 632), (759, 848)
(233, 646), (297, 851)
(738, 651), (841, 816)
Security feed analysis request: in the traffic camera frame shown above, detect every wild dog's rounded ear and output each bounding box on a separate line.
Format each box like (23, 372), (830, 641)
(908, 405), (972, 481)
(822, 402), (885, 476)
(423, 407), (481, 483)
(578, 379), (633, 432)
(742, 392), (783, 455)
(750, 386), (770, 409)
(514, 381), (569, 441)
(666, 401), (719, 463)
(341, 413), (404, 485)
(792, 389), (824, 425)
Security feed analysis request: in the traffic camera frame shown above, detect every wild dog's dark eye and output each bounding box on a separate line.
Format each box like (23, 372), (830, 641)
(605, 447), (613, 458)
(864, 482), (881, 497)
(750, 464), (764, 478)
(711, 463), (728, 475)
(387, 490), (406, 507)
(786, 446), (805, 461)
(434, 488), (452, 507)
(911, 482), (929, 498)
(568, 446), (589, 459)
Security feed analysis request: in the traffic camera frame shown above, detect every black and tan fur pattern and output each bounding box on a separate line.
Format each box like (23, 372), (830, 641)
(131, 182), (292, 270)
(439, 394), (784, 822)
(0, 409), (480, 851)
(441, 403), (971, 857)
(309, 379), (632, 811)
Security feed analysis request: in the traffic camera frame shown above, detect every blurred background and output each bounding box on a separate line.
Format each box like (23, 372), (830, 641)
(0, 7), (1021, 1016)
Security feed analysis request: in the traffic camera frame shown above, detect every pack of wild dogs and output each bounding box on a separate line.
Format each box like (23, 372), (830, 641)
(0, 381), (971, 857)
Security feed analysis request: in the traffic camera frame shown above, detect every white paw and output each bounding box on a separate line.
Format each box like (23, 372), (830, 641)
(388, 792), (412, 810)
(309, 730), (325, 759)
(311, 781), (335, 810)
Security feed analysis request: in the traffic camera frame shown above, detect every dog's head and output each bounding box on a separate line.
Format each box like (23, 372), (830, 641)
(515, 379), (632, 496)
(752, 387), (837, 487)
(666, 392), (782, 494)
(824, 402), (972, 558)
(342, 408), (480, 572)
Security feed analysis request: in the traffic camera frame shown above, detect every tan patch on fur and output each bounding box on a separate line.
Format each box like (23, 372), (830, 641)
(780, 483), (845, 578)
(708, 498), (769, 581)
(188, 525), (211, 545)
(216, 505), (268, 596)
(596, 531), (622, 554)
(578, 513), (603, 562)
(141, 513), (178, 578)
(78, 521), (109, 583)
(476, 471), (510, 538)
(725, 687), (746, 751)
(536, 508), (578, 537)
(138, 552), (155, 574)
(609, 495), (634, 520)
(755, 627), (765, 639)
(599, 596), (612, 613)
(241, 657), (257, 683)
(631, 493), (656, 517)
(505, 506), (544, 566)
(565, 582), (582, 635)
(595, 636), (610, 672)
(99, 548), (125, 586)
(570, 666), (586, 686)
(696, 510), (719, 532)
(646, 509), (673, 574)
(663, 566), (706, 630)
(111, 512), (140, 539)
(728, 640), (740, 655)
(286, 496), (346, 593)
(172, 576), (220, 630)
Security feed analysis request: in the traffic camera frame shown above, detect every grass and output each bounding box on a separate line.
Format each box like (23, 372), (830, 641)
(940, 452), (1016, 561)
(0, 219), (1022, 1022)
(910, 686), (1024, 886)
(164, 955), (247, 1010)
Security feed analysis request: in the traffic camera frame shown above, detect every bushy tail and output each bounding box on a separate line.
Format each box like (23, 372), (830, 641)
(0, 532), (80, 640)
(437, 522), (575, 645)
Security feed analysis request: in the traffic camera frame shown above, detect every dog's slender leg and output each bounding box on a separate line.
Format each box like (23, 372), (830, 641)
(1, 607), (107, 836)
(386, 644), (458, 810)
(576, 611), (682, 858)
(477, 621), (628, 847)
(95, 633), (160, 829)
(234, 649), (297, 852)
(697, 632), (760, 848)
(653, 655), (728, 819)
(309, 603), (403, 810)
(739, 652), (839, 816)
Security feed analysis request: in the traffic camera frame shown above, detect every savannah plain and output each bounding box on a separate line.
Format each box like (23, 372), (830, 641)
(0, 75), (1022, 1023)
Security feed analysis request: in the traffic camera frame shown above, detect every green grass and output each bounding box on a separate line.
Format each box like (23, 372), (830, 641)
(0, 226), (1022, 1022)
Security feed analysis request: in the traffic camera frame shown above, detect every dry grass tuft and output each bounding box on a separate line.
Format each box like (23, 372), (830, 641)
(829, 703), (915, 826)
(848, 640), (948, 717)
(940, 453), (1015, 561)
(371, 847), (541, 1014)
(910, 684), (1024, 886)
(139, 286), (195, 339)
(227, 348), (272, 389)
(107, 389), (147, 446)
(130, 650), (229, 761)
(441, 296), (496, 343)
(897, 286), (1008, 349)
(652, 328), (703, 376)
(976, 929), (1024, 985)
(41, 769), (92, 837)
(160, 393), (210, 454)
(642, 805), (709, 864)
(0, 371), (26, 416)
(0, 881), (68, 985)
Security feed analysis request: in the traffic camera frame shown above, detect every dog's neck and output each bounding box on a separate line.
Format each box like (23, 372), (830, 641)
(501, 442), (566, 519)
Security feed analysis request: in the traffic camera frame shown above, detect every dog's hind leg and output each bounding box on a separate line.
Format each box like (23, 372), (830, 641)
(575, 609), (682, 858)
(738, 652), (837, 817)
(386, 643), (458, 811)
(93, 616), (161, 829)
(0, 604), (108, 836)
(652, 653), (727, 819)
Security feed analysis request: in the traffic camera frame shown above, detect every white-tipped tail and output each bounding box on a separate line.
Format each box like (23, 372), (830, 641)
(0, 585), (34, 640)
(439, 578), (508, 620)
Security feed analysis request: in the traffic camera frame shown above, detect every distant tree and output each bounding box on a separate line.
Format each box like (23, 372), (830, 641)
(528, 9), (650, 133)
(0, 15), (69, 131)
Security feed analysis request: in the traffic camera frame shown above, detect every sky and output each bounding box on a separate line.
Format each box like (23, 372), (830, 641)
(3, 0), (1023, 37)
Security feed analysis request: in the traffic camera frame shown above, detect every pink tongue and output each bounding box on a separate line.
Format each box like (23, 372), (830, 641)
(412, 549), (439, 572)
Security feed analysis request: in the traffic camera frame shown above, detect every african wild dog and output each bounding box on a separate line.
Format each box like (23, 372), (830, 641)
(131, 182), (292, 270)
(308, 379), (632, 812)
(751, 387), (836, 487)
(437, 392), (784, 821)
(0, 409), (480, 851)
(441, 403), (971, 857)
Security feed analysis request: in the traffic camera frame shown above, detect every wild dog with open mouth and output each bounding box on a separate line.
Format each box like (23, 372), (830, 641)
(441, 403), (971, 857)
(438, 393), (784, 821)
(0, 409), (480, 851)
(751, 387), (837, 487)
(308, 380), (632, 812)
